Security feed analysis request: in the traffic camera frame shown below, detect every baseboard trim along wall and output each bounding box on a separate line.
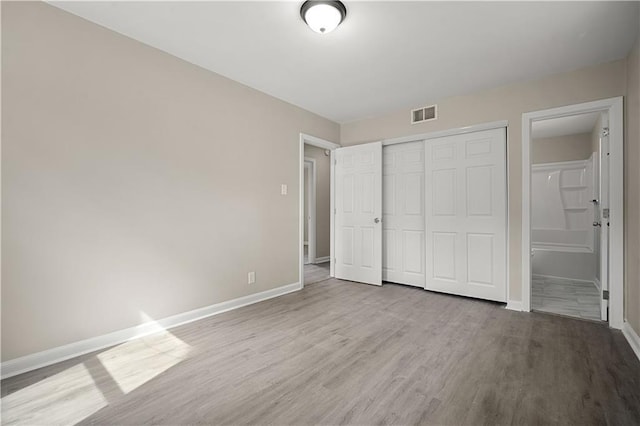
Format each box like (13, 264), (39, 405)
(622, 322), (640, 362)
(314, 256), (330, 264)
(506, 300), (523, 311)
(1, 281), (302, 379)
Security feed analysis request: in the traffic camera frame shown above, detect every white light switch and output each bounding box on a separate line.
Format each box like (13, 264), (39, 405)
(248, 271), (255, 284)
(281, 184), (288, 195)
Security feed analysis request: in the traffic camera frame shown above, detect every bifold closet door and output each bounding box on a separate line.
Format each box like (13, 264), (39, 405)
(334, 142), (383, 286)
(425, 128), (507, 302)
(382, 142), (425, 287)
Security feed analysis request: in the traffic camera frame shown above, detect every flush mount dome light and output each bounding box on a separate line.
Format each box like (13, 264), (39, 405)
(300, 1), (347, 34)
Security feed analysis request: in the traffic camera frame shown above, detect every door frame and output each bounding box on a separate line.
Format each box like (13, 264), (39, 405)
(521, 97), (624, 329)
(304, 158), (317, 265)
(382, 120), (509, 146)
(299, 133), (340, 287)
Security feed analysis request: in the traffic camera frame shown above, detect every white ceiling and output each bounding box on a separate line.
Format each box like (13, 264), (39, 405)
(532, 111), (601, 139)
(50, 1), (639, 123)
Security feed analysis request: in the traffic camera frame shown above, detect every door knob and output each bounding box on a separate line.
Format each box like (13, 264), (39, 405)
(593, 221), (601, 227)
(374, 217), (381, 223)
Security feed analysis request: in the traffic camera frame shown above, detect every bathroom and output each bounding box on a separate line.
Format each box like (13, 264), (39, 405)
(530, 111), (607, 321)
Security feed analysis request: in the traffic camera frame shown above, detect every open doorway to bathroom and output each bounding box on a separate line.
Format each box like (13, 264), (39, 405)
(522, 97), (624, 328)
(529, 112), (606, 321)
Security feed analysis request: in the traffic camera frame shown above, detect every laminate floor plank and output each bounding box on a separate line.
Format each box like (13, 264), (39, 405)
(304, 262), (330, 285)
(2, 278), (639, 425)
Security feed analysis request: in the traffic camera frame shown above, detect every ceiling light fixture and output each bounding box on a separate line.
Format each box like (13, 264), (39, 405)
(300, 1), (347, 34)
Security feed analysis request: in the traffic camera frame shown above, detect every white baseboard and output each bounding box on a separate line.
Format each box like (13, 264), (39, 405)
(506, 300), (523, 311)
(622, 322), (640, 363)
(1, 281), (302, 379)
(314, 256), (330, 264)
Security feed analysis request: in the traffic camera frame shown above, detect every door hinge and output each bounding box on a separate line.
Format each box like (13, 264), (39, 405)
(602, 127), (610, 137)
(603, 208), (610, 219)
(603, 290), (609, 300)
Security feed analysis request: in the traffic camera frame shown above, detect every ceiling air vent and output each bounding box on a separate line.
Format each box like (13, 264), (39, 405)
(411, 105), (437, 124)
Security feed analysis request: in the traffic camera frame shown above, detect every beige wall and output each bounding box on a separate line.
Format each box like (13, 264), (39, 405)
(341, 59), (627, 303)
(625, 34), (640, 336)
(1, 2), (339, 361)
(532, 133), (593, 164)
(303, 145), (331, 259)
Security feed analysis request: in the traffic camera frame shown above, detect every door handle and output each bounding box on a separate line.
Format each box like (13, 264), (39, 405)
(593, 221), (602, 227)
(374, 217), (381, 224)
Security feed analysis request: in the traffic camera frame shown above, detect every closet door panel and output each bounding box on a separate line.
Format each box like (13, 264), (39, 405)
(382, 142), (425, 287)
(425, 128), (507, 302)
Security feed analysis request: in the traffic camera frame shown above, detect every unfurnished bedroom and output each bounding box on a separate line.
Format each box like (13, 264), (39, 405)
(2, 1), (640, 425)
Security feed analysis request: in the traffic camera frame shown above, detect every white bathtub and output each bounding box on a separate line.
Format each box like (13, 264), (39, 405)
(531, 247), (597, 282)
(531, 157), (599, 283)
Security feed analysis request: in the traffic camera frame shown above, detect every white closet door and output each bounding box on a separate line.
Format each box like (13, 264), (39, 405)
(425, 128), (507, 302)
(335, 142), (383, 286)
(382, 142), (425, 287)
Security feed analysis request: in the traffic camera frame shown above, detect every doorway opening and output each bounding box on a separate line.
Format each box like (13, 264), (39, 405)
(304, 159), (315, 265)
(299, 134), (340, 287)
(529, 111), (605, 321)
(522, 97), (624, 328)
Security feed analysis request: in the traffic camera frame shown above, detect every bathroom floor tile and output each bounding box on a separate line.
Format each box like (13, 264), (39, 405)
(531, 276), (601, 322)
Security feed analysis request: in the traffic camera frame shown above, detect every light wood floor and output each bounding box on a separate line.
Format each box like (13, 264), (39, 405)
(3, 278), (640, 425)
(304, 262), (330, 285)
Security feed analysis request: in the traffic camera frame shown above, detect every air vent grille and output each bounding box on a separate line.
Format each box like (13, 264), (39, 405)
(411, 105), (437, 124)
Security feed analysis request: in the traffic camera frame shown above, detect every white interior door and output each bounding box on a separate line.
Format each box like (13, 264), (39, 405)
(335, 142), (383, 285)
(598, 113), (609, 321)
(425, 128), (507, 302)
(382, 142), (425, 287)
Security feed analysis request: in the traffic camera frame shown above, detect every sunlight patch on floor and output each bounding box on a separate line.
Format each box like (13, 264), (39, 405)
(2, 314), (192, 424)
(96, 316), (192, 394)
(1, 363), (107, 425)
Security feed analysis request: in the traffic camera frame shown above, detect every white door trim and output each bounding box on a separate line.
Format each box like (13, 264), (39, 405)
(304, 158), (317, 264)
(521, 97), (624, 329)
(299, 134), (340, 286)
(382, 120), (509, 146)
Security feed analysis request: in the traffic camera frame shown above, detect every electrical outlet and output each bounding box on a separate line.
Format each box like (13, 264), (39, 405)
(281, 184), (288, 195)
(248, 271), (256, 284)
